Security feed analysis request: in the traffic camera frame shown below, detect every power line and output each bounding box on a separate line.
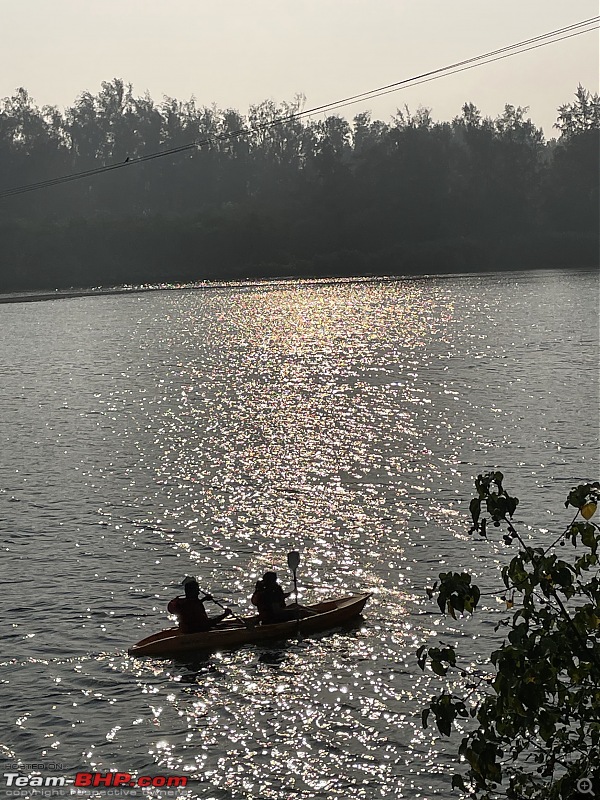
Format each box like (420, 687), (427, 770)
(284, 16), (600, 120)
(319, 26), (600, 116)
(0, 17), (597, 200)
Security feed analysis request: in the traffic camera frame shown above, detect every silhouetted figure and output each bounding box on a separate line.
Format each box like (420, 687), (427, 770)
(168, 577), (231, 633)
(251, 571), (312, 624)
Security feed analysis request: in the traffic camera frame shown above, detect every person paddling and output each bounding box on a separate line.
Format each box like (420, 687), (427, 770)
(251, 571), (314, 624)
(168, 577), (231, 634)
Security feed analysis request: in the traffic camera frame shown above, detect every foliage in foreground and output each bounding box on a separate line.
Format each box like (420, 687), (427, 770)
(418, 474), (600, 799)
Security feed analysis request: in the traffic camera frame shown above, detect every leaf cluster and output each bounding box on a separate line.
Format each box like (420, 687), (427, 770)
(426, 572), (481, 619)
(564, 482), (600, 512)
(418, 475), (600, 799)
(469, 471), (519, 542)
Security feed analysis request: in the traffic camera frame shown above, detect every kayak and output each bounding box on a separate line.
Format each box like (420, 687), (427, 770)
(128, 592), (371, 658)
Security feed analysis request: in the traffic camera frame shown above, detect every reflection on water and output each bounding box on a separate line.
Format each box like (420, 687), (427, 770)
(0, 271), (598, 798)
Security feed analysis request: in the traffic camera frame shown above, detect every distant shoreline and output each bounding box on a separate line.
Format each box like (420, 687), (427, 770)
(0, 285), (164, 304)
(2, 228), (597, 302)
(0, 264), (597, 305)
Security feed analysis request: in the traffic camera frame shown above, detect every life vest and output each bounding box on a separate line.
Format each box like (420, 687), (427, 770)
(167, 596), (210, 633)
(251, 581), (287, 623)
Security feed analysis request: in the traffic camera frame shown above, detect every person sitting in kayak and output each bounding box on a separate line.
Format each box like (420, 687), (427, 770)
(251, 571), (313, 624)
(168, 577), (231, 634)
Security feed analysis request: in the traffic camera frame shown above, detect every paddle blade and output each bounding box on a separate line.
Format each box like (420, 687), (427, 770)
(287, 550), (300, 572)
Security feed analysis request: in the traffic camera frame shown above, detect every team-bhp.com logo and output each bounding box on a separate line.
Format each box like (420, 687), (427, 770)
(74, 774), (187, 789)
(4, 772), (187, 790)
(74, 773), (187, 788)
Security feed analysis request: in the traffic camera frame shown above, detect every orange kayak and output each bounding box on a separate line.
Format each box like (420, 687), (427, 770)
(128, 592), (371, 658)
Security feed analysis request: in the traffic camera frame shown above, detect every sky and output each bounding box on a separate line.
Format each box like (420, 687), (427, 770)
(1, 0), (598, 137)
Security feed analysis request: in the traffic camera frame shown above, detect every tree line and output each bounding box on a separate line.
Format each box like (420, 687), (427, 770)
(0, 79), (598, 291)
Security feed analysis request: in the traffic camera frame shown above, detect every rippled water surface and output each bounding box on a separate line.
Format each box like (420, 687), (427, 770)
(0, 270), (598, 799)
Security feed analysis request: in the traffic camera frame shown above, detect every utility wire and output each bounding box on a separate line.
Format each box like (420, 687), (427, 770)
(318, 26), (600, 116)
(0, 17), (597, 200)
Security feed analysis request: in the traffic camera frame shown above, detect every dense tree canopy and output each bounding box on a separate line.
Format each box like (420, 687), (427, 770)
(0, 80), (597, 291)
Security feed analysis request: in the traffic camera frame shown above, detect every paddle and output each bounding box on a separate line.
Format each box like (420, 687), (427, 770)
(181, 578), (253, 628)
(287, 550), (301, 628)
(204, 593), (257, 629)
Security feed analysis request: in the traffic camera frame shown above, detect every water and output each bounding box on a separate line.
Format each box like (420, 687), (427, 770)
(0, 270), (598, 799)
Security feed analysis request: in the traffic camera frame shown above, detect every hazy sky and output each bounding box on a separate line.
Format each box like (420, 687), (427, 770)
(1, 0), (598, 136)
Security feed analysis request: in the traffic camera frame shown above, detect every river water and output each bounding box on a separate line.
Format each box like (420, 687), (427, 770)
(0, 270), (598, 800)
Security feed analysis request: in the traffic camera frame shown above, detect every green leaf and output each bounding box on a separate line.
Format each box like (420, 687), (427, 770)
(581, 523), (598, 552)
(431, 660), (448, 676)
(451, 774), (466, 790)
(539, 709), (557, 742)
(469, 497), (481, 525)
